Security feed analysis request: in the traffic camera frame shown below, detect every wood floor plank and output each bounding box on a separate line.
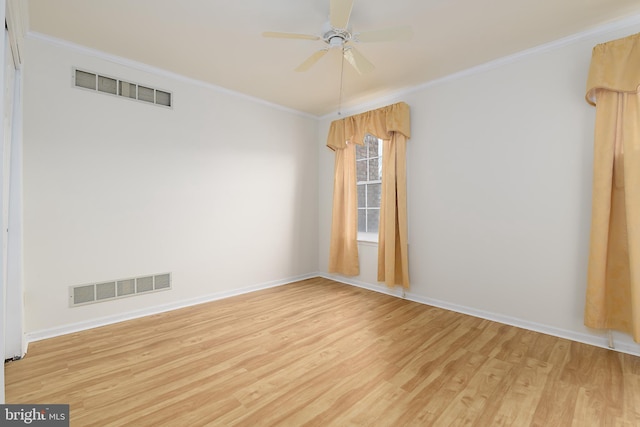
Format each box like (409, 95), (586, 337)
(621, 373), (640, 425)
(489, 357), (554, 426)
(432, 357), (513, 426)
(5, 277), (640, 426)
(529, 342), (580, 427)
(282, 359), (401, 426)
(390, 349), (489, 425)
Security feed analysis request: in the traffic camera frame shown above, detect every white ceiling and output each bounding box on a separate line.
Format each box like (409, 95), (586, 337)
(26, 0), (640, 117)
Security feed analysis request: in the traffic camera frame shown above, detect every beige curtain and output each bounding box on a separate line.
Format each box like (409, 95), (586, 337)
(327, 141), (360, 276)
(378, 131), (410, 288)
(584, 32), (640, 342)
(327, 102), (411, 287)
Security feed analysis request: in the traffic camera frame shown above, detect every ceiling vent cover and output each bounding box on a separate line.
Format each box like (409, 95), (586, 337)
(73, 68), (172, 108)
(69, 272), (172, 307)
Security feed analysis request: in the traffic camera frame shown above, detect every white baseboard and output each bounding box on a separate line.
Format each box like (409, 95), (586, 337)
(319, 273), (640, 357)
(26, 272), (320, 344)
(27, 272), (640, 358)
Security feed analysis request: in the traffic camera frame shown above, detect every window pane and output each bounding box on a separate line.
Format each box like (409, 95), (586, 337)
(367, 183), (381, 208)
(357, 135), (383, 236)
(367, 209), (379, 232)
(357, 184), (366, 208)
(356, 159), (367, 182)
(369, 158), (381, 181)
(358, 209), (366, 232)
(368, 137), (380, 158)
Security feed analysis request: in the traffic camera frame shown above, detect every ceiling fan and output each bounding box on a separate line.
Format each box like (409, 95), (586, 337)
(263, 0), (412, 75)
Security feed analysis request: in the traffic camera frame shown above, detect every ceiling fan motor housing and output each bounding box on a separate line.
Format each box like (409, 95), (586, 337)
(322, 21), (352, 47)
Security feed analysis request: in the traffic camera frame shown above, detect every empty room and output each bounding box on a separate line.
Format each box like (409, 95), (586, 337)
(2, 0), (640, 425)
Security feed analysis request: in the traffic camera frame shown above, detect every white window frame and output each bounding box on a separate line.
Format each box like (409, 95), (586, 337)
(357, 135), (382, 243)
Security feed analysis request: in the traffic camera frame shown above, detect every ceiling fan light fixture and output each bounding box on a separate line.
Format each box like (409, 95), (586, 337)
(328, 36), (345, 47)
(321, 21), (352, 47)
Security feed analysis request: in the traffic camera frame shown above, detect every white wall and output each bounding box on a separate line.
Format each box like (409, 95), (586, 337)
(22, 36), (318, 335)
(21, 16), (640, 355)
(319, 21), (640, 354)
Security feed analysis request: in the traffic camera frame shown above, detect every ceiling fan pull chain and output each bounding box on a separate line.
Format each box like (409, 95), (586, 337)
(338, 46), (345, 116)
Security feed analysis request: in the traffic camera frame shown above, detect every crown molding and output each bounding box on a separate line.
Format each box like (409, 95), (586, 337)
(25, 10), (640, 123)
(321, 12), (640, 121)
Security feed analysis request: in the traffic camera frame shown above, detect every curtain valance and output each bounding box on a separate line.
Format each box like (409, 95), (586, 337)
(584, 31), (640, 342)
(327, 102), (411, 150)
(586, 32), (640, 105)
(327, 101), (411, 288)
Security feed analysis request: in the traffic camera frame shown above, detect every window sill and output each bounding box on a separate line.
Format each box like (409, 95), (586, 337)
(357, 232), (378, 245)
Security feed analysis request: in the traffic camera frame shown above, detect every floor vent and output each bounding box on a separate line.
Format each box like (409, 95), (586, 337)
(69, 273), (172, 307)
(73, 68), (172, 108)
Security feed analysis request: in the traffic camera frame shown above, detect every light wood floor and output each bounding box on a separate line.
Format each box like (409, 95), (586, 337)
(5, 277), (640, 426)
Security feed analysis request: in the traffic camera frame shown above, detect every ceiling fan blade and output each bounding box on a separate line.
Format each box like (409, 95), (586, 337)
(262, 31), (320, 41)
(355, 26), (413, 43)
(343, 47), (375, 74)
(330, 0), (354, 29)
(295, 49), (329, 72)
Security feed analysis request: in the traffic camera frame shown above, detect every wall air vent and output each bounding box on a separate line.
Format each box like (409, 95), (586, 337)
(69, 272), (172, 307)
(72, 68), (172, 108)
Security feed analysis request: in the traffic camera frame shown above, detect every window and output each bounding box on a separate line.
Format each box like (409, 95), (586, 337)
(357, 134), (382, 241)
